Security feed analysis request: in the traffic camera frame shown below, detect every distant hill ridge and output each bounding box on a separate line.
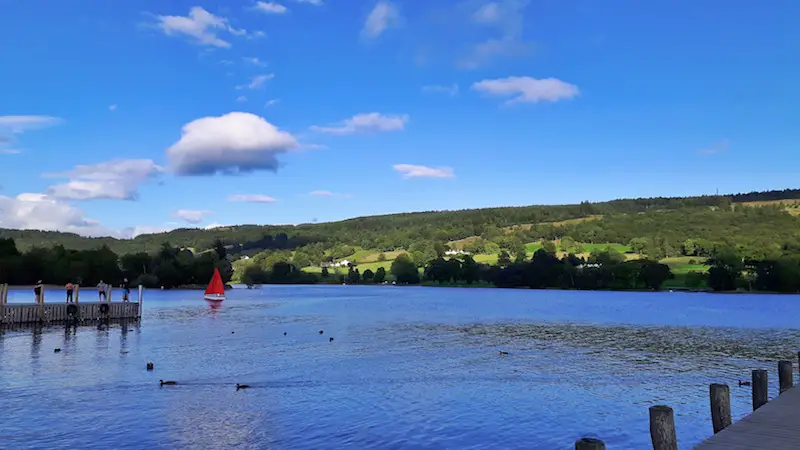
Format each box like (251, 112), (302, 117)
(1, 188), (799, 255)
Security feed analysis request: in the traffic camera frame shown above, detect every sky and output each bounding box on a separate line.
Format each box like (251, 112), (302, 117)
(0, 0), (798, 238)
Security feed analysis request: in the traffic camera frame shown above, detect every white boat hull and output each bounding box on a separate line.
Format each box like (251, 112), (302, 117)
(204, 294), (226, 302)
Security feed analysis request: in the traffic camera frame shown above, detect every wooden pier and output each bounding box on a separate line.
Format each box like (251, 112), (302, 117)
(574, 354), (800, 450)
(0, 283), (143, 325)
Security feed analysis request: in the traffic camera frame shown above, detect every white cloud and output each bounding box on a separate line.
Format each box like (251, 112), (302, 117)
(124, 224), (177, 238)
(310, 112), (408, 135)
(471, 76), (579, 104)
(0, 193), (115, 237)
(243, 56), (267, 67)
(309, 190), (352, 198)
(265, 99), (280, 107)
(0, 115), (62, 134)
(109, 104), (118, 112)
(43, 159), (163, 201)
(204, 222), (228, 229)
(250, 30), (267, 38)
(166, 111), (300, 175)
(295, 0), (323, 5)
(155, 6), (245, 48)
(422, 84), (459, 96)
(236, 95), (248, 102)
(362, 1), (401, 39)
(236, 73), (274, 90)
(173, 209), (213, 224)
(393, 164), (455, 179)
(699, 139), (730, 156)
(255, 2), (288, 14)
(228, 194), (277, 203)
(458, 0), (533, 69)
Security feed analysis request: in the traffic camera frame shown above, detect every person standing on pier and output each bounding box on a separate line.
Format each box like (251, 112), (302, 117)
(65, 282), (74, 303)
(121, 278), (130, 302)
(33, 280), (43, 304)
(97, 280), (107, 302)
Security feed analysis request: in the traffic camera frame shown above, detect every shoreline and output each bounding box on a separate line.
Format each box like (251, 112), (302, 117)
(3, 283), (797, 296)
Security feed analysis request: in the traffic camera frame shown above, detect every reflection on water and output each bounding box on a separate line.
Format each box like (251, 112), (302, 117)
(0, 286), (799, 449)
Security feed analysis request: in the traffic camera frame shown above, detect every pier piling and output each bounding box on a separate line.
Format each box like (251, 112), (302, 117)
(709, 383), (731, 434)
(575, 437), (605, 450)
(752, 369), (769, 411)
(649, 405), (677, 450)
(778, 361), (793, 393)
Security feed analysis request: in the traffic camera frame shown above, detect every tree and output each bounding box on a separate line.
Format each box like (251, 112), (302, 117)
(377, 253), (387, 262)
(628, 238), (649, 255)
(390, 253), (420, 284)
(374, 267), (387, 283)
(321, 267), (330, 277)
(347, 267), (361, 284)
(212, 239), (227, 260)
(541, 240), (557, 254)
(560, 236), (576, 253)
(497, 251), (512, 267)
(362, 269), (375, 281)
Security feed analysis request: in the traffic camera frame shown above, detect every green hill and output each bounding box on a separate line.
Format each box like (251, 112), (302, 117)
(2, 189), (800, 259)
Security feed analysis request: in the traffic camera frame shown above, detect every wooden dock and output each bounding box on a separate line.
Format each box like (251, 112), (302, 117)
(0, 283), (143, 325)
(694, 385), (800, 449)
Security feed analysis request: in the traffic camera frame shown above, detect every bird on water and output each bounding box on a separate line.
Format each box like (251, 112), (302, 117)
(319, 330), (324, 335)
(236, 383), (250, 391)
(739, 380), (752, 387)
(499, 351), (509, 355)
(160, 380), (177, 386)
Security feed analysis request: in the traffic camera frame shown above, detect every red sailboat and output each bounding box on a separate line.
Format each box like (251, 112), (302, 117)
(204, 267), (227, 302)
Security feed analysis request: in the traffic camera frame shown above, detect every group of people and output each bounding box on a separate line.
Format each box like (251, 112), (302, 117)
(32, 279), (133, 304)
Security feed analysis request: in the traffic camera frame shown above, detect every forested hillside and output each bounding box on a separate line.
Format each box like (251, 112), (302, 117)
(1, 189), (799, 257)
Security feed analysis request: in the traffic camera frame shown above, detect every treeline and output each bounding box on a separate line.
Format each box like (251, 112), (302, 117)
(3, 189), (799, 255)
(241, 247), (800, 294)
(0, 238), (233, 288)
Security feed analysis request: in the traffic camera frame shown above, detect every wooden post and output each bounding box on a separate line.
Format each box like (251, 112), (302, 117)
(709, 383), (732, 434)
(575, 437), (605, 450)
(137, 285), (143, 318)
(106, 284), (112, 303)
(752, 369), (768, 411)
(778, 360), (793, 393)
(0, 283), (6, 323)
(649, 405), (678, 450)
(74, 284), (80, 304)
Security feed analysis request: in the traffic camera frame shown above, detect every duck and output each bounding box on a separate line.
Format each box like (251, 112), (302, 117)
(236, 383), (250, 391)
(284, 332), (287, 336)
(319, 330), (324, 335)
(739, 380), (752, 387)
(146, 362), (154, 371)
(159, 380), (177, 386)
(329, 337), (334, 342)
(54, 348), (61, 353)
(499, 351), (510, 356)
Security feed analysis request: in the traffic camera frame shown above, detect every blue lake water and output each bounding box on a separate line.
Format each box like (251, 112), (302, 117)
(1, 285), (799, 449)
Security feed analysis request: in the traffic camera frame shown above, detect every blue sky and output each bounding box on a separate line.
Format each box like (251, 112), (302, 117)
(0, 0), (798, 237)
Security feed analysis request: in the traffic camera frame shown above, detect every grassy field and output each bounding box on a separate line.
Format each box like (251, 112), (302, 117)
(660, 256), (711, 274)
(741, 199), (800, 216)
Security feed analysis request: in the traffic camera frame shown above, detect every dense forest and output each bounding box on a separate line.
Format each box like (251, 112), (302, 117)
(0, 189), (799, 293)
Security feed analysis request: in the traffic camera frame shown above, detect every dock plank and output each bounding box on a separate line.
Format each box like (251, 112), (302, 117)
(694, 385), (800, 449)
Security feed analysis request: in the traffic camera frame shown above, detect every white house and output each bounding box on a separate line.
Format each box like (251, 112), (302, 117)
(445, 249), (470, 256)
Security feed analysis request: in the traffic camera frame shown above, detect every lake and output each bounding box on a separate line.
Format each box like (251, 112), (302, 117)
(1, 285), (798, 449)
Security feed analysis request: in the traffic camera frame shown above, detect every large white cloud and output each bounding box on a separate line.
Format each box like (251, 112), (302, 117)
(471, 76), (579, 104)
(0, 193), (115, 237)
(393, 164), (455, 179)
(44, 159), (163, 200)
(309, 112), (408, 135)
(155, 7), (246, 48)
(166, 112), (300, 175)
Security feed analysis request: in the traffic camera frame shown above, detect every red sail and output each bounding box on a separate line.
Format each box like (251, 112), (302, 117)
(205, 268), (225, 295)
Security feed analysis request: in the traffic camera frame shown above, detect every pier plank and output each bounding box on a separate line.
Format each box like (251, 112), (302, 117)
(694, 386), (800, 449)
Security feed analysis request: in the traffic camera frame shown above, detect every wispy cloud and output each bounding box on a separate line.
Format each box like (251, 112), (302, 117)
(362, 1), (401, 39)
(472, 76), (579, 105)
(236, 73), (274, 90)
(309, 190), (352, 198)
(310, 113), (408, 135)
(699, 139), (730, 156)
(422, 84), (459, 96)
(172, 209), (213, 224)
(228, 194), (277, 203)
(154, 6), (246, 48)
(255, 2), (288, 14)
(393, 164), (455, 179)
(243, 56), (267, 67)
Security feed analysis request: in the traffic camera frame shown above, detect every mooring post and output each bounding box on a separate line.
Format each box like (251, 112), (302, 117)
(575, 437), (605, 450)
(778, 360), (793, 393)
(709, 383), (732, 434)
(137, 285), (143, 318)
(74, 284), (80, 304)
(106, 284), (112, 303)
(649, 405), (678, 450)
(752, 369), (769, 411)
(0, 283), (6, 323)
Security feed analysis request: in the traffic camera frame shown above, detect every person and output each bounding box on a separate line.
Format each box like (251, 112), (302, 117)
(65, 282), (74, 303)
(121, 278), (130, 302)
(97, 280), (107, 302)
(33, 280), (44, 304)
